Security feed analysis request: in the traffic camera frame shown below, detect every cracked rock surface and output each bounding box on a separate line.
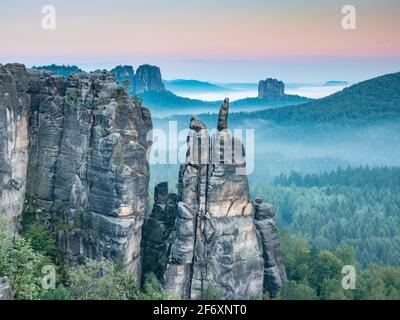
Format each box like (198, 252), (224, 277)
(0, 63), (152, 279)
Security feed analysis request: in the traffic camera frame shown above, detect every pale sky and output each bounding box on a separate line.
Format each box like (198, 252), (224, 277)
(0, 0), (399, 82)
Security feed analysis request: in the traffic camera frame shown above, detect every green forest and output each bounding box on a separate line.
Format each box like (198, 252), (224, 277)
(253, 166), (400, 268)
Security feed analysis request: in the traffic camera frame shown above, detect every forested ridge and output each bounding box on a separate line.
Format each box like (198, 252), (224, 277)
(252, 166), (400, 268)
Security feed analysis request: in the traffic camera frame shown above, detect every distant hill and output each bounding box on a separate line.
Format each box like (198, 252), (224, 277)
(141, 90), (311, 117)
(32, 64), (83, 78)
(164, 79), (233, 93)
(140, 90), (220, 117)
(229, 71), (400, 125)
(232, 95), (310, 110)
(323, 80), (348, 86)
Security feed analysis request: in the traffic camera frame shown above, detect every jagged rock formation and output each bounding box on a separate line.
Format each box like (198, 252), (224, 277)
(0, 63), (152, 279)
(1, 62), (285, 299)
(254, 199), (287, 297)
(133, 64), (165, 94)
(0, 277), (13, 300)
(142, 182), (179, 280)
(258, 78), (285, 99)
(111, 65), (135, 94)
(152, 98), (287, 299)
(0, 63), (30, 232)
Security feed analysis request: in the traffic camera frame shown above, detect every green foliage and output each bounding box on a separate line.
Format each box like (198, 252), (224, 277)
(65, 88), (79, 104)
(20, 208), (57, 261)
(40, 284), (71, 300)
(279, 231), (353, 300)
(66, 258), (133, 300)
(354, 266), (400, 300)
(200, 284), (224, 300)
(114, 146), (125, 174)
(139, 272), (167, 300)
(66, 258), (165, 300)
(274, 166), (400, 191)
(280, 281), (319, 300)
(0, 217), (46, 300)
(279, 231), (400, 300)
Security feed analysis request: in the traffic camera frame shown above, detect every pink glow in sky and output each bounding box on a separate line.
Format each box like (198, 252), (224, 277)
(0, 0), (399, 82)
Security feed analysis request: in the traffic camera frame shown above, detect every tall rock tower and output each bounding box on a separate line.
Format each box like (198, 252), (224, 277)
(149, 98), (287, 299)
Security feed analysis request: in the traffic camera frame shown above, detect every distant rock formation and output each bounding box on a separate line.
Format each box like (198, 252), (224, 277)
(133, 64), (165, 94)
(32, 64), (83, 78)
(0, 277), (13, 300)
(0, 63), (152, 280)
(111, 65), (135, 93)
(143, 98), (286, 299)
(258, 78), (285, 99)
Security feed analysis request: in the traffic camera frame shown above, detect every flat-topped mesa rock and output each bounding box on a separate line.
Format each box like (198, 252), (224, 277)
(133, 64), (165, 94)
(162, 98), (286, 299)
(0, 63), (153, 280)
(258, 78), (285, 99)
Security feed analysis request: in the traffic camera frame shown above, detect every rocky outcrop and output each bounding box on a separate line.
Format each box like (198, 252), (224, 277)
(111, 65), (135, 94)
(133, 64), (165, 94)
(254, 200), (287, 297)
(0, 63), (30, 232)
(160, 99), (286, 299)
(141, 182), (179, 280)
(0, 277), (13, 300)
(0, 63), (152, 280)
(258, 78), (284, 99)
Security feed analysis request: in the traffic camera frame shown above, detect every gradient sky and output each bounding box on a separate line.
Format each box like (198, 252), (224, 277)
(0, 0), (399, 82)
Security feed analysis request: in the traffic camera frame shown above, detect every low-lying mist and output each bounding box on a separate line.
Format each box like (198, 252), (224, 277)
(149, 118), (400, 191)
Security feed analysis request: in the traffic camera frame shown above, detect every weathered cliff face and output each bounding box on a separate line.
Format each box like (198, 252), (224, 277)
(0, 63), (152, 279)
(133, 64), (165, 94)
(254, 200), (287, 297)
(149, 98), (286, 299)
(258, 78), (285, 99)
(142, 182), (178, 280)
(0, 64), (30, 232)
